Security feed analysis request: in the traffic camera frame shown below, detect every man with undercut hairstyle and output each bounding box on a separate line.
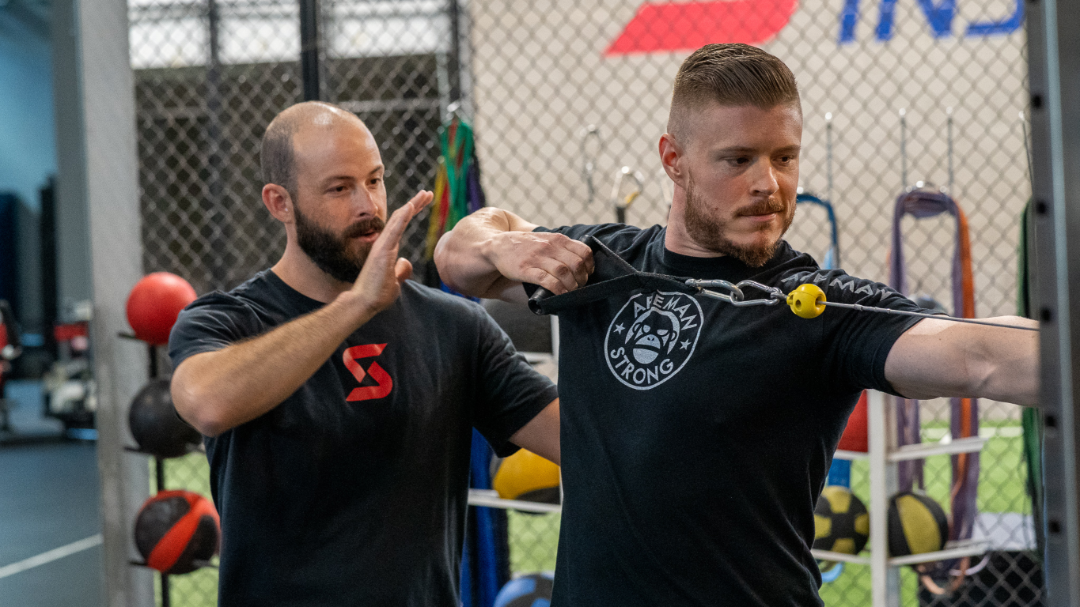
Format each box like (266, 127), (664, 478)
(435, 44), (1038, 605)
(168, 101), (560, 606)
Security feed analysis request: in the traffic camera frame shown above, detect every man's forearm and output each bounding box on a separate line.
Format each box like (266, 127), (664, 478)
(886, 316), (1039, 406)
(435, 207), (522, 298)
(435, 207), (593, 300)
(171, 292), (375, 436)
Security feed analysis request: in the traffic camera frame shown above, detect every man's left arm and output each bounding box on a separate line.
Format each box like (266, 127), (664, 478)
(884, 316), (1039, 405)
(469, 302), (561, 465)
(509, 400), (560, 466)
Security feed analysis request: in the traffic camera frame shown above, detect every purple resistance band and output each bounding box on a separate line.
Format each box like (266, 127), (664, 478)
(889, 189), (980, 547)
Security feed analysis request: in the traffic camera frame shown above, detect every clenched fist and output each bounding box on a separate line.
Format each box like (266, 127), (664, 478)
(487, 230), (594, 295)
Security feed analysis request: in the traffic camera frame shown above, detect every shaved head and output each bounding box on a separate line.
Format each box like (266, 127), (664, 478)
(261, 101), (369, 200)
(667, 44), (800, 145)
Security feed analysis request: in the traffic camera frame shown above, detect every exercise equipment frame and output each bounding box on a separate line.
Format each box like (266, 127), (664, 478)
(1026, 1), (1080, 605)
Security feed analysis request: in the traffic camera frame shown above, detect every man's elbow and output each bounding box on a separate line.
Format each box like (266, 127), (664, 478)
(972, 359), (1039, 406)
(434, 226), (498, 298)
(433, 231), (464, 291)
(170, 378), (228, 437)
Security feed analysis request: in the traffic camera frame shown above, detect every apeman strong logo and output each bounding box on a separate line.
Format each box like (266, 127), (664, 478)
(605, 291), (702, 390)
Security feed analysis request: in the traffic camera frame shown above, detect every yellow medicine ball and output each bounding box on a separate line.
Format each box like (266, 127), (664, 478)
(813, 485), (870, 556)
(887, 492), (949, 557)
(492, 449), (561, 504)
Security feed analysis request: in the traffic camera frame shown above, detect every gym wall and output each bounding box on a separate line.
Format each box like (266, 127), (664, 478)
(470, 0), (1028, 320)
(0, 9), (56, 336)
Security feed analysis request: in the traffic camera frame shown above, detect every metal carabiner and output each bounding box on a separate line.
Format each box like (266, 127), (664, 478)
(580, 125), (602, 206)
(685, 279), (745, 304)
(685, 279), (783, 307)
(730, 280), (785, 306)
(610, 166), (645, 223)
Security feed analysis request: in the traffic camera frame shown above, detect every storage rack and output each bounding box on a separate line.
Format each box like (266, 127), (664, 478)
(810, 390), (990, 607)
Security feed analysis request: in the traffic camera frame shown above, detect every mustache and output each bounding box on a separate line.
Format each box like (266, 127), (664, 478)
(737, 199), (788, 216)
(343, 217), (386, 239)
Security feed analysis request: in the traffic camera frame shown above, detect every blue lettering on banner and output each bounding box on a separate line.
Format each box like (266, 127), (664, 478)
(839, 0), (1022, 44)
(965, 0), (1023, 37)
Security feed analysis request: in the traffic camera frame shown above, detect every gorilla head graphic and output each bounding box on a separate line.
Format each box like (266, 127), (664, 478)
(625, 307), (681, 365)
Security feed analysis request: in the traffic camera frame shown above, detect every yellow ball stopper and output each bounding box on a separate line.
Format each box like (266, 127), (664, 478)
(786, 284), (826, 319)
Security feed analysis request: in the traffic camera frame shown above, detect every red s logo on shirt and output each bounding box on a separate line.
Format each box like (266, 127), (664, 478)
(342, 344), (393, 402)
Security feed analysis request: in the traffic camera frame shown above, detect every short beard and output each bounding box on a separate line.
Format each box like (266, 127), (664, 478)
(682, 175), (794, 267)
(294, 205), (384, 283)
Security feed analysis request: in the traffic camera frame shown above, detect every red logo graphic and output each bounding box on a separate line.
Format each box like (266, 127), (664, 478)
(605, 0), (799, 56)
(342, 343), (393, 402)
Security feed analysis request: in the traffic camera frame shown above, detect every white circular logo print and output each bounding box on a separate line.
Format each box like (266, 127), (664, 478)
(604, 291), (703, 390)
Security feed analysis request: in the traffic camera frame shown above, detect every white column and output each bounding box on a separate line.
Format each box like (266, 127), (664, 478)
(868, 390), (899, 607)
(52, 0), (154, 604)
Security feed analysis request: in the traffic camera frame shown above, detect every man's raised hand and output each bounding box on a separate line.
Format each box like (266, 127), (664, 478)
(351, 190), (434, 316)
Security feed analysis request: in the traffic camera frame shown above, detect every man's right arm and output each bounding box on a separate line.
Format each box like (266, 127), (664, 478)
(171, 192), (432, 437)
(434, 207), (594, 301)
(171, 294), (375, 437)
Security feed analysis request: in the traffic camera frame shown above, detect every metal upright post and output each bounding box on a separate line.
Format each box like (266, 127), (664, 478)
(206, 0), (229, 290)
(946, 107), (954, 196)
(899, 109), (907, 191)
(145, 342), (170, 606)
(868, 390), (899, 607)
(825, 112), (834, 204)
(52, 0), (154, 602)
(300, 0), (321, 101)
(447, 0), (462, 104)
(1026, 1), (1080, 605)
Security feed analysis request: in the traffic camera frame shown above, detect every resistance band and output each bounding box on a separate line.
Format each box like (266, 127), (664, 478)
(889, 189), (979, 591)
(1017, 201), (1045, 559)
(424, 115), (485, 260)
(795, 192), (840, 271)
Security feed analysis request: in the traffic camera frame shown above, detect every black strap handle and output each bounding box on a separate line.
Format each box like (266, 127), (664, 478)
(526, 236), (696, 315)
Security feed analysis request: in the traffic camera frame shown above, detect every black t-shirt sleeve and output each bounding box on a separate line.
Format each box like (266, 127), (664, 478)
(806, 271), (924, 396)
(469, 305), (559, 457)
(168, 293), (263, 369)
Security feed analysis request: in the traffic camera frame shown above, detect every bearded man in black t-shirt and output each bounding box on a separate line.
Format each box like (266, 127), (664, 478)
(168, 101), (560, 607)
(434, 44), (1038, 606)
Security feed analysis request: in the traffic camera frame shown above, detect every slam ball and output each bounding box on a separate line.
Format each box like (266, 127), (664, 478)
(494, 572), (554, 607)
(126, 272), (197, 345)
(129, 378), (201, 458)
(135, 490), (220, 574)
(813, 485), (870, 556)
(888, 491), (949, 557)
(492, 449), (560, 505)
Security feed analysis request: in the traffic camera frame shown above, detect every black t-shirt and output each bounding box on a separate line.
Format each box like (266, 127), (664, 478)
(534, 224), (922, 607)
(168, 270), (558, 607)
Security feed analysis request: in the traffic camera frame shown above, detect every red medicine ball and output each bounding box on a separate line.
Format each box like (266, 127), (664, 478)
(135, 490), (220, 574)
(125, 273), (197, 345)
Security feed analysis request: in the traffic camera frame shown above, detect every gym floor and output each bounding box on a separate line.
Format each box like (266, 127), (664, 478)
(0, 380), (103, 606)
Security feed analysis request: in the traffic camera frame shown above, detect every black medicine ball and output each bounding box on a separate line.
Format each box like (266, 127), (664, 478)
(128, 378), (200, 458)
(887, 491), (949, 557)
(135, 490), (219, 574)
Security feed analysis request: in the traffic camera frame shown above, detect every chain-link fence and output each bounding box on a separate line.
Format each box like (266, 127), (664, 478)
(128, 0), (1037, 605)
